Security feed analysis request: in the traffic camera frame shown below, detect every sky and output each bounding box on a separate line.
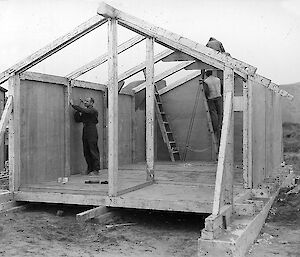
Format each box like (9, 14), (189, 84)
(0, 0), (299, 87)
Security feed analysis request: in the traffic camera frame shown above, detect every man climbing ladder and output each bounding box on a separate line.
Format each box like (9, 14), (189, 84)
(203, 70), (223, 146)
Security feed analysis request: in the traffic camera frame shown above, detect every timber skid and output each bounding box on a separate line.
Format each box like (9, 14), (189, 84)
(0, 2), (294, 257)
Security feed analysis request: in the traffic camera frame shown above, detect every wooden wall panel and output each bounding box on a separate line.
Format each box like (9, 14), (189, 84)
(0, 92), (5, 171)
(118, 94), (134, 165)
(252, 82), (266, 187)
(20, 79), (65, 185)
(273, 94), (283, 169)
(265, 89), (273, 178)
(70, 87), (105, 174)
(234, 112), (243, 163)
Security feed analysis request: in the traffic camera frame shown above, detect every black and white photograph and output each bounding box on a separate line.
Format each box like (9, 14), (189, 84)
(0, 0), (299, 256)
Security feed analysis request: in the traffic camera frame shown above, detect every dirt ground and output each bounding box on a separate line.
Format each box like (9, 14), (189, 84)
(0, 203), (205, 257)
(0, 122), (300, 257)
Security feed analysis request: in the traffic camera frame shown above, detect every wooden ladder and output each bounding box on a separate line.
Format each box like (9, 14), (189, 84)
(154, 86), (181, 162)
(199, 75), (219, 158)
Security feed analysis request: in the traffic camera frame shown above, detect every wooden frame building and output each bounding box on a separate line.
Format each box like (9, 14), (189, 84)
(0, 3), (293, 256)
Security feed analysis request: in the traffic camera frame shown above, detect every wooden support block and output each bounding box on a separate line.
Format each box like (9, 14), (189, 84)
(233, 189), (252, 204)
(145, 37), (155, 181)
(76, 206), (109, 222)
(107, 18), (119, 196)
(251, 188), (271, 198)
(245, 199), (264, 212)
(234, 203), (256, 216)
(202, 205), (233, 240)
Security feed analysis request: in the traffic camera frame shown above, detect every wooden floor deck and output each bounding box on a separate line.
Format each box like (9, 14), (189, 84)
(14, 162), (245, 214)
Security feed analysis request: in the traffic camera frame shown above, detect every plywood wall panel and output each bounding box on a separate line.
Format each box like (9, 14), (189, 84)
(118, 94), (134, 165)
(20, 79), (65, 185)
(251, 83), (266, 187)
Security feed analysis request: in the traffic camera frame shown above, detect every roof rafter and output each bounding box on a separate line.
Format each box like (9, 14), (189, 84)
(133, 60), (195, 93)
(115, 49), (173, 88)
(0, 15), (107, 85)
(66, 35), (145, 80)
(159, 70), (202, 95)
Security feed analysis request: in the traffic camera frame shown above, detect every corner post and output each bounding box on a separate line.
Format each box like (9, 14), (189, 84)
(212, 66), (234, 215)
(8, 75), (21, 192)
(242, 78), (250, 188)
(223, 66), (234, 206)
(64, 80), (72, 177)
(107, 18), (118, 196)
(145, 37), (155, 181)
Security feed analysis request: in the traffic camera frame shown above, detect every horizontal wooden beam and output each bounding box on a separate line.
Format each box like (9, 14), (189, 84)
(67, 35), (145, 80)
(20, 72), (108, 92)
(20, 72), (68, 85)
(97, 3), (257, 79)
(117, 49), (174, 84)
(14, 191), (106, 205)
(0, 15), (107, 85)
(133, 60), (194, 93)
(159, 70), (202, 95)
(76, 206), (110, 222)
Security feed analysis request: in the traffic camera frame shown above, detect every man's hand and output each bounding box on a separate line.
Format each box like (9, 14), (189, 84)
(69, 99), (74, 106)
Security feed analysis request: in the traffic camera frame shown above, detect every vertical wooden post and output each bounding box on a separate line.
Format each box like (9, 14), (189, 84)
(145, 37), (155, 181)
(107, 18), (118, 196)
(223, 66), (234, 205)
(247, 78), (253, 188)
(102, 89), (108, 169)
(242, 79), (249, 188)
(64, 80), (72, 177)
(131, 95), (136, 163)
(8, 75), (21, 192)
(212, 66), (234, 215)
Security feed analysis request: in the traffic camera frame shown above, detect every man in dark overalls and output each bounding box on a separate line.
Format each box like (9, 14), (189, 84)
(70, 97), (100, 176)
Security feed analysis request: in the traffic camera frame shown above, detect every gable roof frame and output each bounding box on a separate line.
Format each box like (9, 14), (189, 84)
(97, 2), (257, 80)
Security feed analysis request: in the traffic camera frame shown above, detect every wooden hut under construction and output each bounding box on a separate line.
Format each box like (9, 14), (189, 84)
(0, 3), (294, 256)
